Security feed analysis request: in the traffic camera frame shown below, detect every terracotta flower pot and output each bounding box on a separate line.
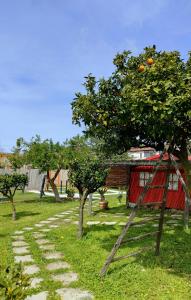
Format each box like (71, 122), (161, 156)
(99, 201), (108, 210)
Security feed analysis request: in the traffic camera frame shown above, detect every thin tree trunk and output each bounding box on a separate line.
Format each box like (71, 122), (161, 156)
(10, 195), (16, 221)
(180, 158), (191, 228)
(78, 190), (88, 239)
(50, 180), (62, 202)
(47, 171), (61, 202)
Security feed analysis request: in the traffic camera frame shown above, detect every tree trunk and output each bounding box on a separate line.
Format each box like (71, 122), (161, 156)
(47, 171), (62, 202)
(10, 196), (16, 221)
(180, 158), (191, 228)
(78, 190), (88, 239)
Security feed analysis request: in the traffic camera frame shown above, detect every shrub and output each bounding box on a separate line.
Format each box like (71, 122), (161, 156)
(0, 263), (30, 300)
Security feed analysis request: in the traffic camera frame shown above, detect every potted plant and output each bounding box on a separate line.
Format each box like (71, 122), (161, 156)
(98, 187), (108, 209)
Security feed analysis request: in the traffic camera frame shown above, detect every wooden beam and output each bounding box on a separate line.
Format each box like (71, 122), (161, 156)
(111, 247), (153, 263)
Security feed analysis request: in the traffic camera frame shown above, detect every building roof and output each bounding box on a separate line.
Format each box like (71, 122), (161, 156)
(145, 153), (191, 161)
(129, 147), (156, 153)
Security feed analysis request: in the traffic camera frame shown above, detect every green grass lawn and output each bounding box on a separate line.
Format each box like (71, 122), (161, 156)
(1, 192), (191, 299)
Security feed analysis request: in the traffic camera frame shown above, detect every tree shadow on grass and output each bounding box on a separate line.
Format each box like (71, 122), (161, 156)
(2, 211), (40, 220)
(23, 196), (79, 204)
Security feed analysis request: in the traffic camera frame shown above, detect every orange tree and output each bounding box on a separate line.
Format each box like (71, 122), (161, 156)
(72, 45), (191, 202)
(66, 136), (108, 238)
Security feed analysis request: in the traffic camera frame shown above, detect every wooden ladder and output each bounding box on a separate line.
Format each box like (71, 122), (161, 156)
(100, 150), (172, 277)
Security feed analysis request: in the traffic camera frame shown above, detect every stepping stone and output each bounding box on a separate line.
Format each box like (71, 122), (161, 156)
(49, 225), (59, 228)
(33, 233), (45, 239)
(39, 244), (55, 251)
(36, 239), (50, 245)
(72, 221), (79, 225)
(40, 220), (51, 224)
(43, 252), (63, 260)
(118, 222), (126, 226)
(12, 235), (25, 241)
(116, 213), (125, 216)
(61, 212), (70, 215)
(56, 288), (94, 300)
(101, 222), (116, 225)
(152, 224), (159, 227)
(35, 224), (44, 228)
(15, 255), (34, 263)
(87, 221), (100, 225)
(13, 246), (29, 255)
(12, 241), (28, 247)
(40, 229), (51, 232)
(14, 231), (24, 235)
(64, 219), (71, 222)
(166, 220), (179, 224)
(54, 214), (64, 218)
(46, 261), (70, 271)
(47, 217), (58, 221)
(30, 277), (43, 288)
(24, 265), (40, 275)
(23, 227), (34, 231)
(52, 272), (78, 285)
(25, 291), (48, 300)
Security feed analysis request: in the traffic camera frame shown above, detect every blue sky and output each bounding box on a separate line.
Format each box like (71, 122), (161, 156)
(1, 0), (191, 151)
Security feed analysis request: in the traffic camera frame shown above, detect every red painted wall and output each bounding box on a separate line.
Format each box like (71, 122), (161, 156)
(129, 166), (185, 210)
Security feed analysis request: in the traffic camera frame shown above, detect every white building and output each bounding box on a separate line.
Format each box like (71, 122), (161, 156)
(128, 147), (157, 160)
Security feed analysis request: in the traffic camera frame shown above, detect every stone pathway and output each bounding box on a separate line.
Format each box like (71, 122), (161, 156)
(11, 208), (94, 299)
(11, 203), (182, 299)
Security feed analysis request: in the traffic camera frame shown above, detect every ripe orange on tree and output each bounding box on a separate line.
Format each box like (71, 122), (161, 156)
(138, 64), (145, 72)
(147, 58), (154, 65)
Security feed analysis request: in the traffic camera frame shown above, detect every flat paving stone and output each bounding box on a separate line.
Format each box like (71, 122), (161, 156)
(25, 291), (48, 300)
(12, 241), (28, 247)
(23, 227), (34, 231)
(118, 222), (126, 226)
(49, 224), (59, 228)
(47, 217), (59, 221)
(72, 221), (79, 225)
(39, 244), (55, 251)
(30, 277), (43, 288)
(43, 252), (63, 260)
(15, 255), (34, 263)
(24, 265), (40, 275)
(87, 221), (100, 225)
(35, 224), (44, 228)
(64, 219), (71, 222)
(33, 233), (45, 239)
(12, 235), (25, 241)
(101, 222), (116, 225)
(54, 214), (64, 218)
(40, 229), (51, 232)
(56, 288), (94, 300)
(40, 220), (52, 224)
(13, 246), (29, 255)
(52, 272), (78, 285)
(46, 261), (71, 271)
(14, 230), (24, 235)
(36, 239), (50, 245)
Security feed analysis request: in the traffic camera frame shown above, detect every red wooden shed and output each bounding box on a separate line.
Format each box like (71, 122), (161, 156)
(129, 153), (191, 210)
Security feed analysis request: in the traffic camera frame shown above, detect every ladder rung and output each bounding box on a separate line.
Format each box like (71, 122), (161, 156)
(130, 217), (159, 226)
(111, 247), (153, 263)
(148, 185), (166, 189)
(121, 231), (159, 244)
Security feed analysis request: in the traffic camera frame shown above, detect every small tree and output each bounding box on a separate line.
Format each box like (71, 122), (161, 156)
(0, 174), (28, 220)
(67, 136), (109, 238)
(22, 136), (67, 202)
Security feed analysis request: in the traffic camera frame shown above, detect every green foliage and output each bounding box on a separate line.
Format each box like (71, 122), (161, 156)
(24, 135), (67, 173)
(0, 174), (28, 199)
(72, 46), (191, 157)
(0, 263), (30, 300)
(65, 185), (75, 199)
(66, 136), (109, 195)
